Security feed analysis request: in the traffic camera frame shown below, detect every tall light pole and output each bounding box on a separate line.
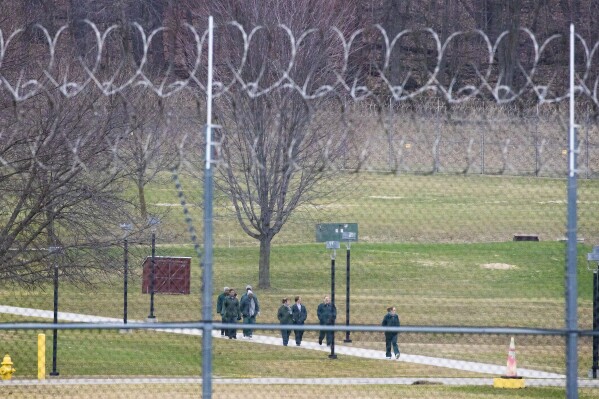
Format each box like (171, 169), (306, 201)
(344, 241), (352, 343)
(326, 240), (339, 360)
(147, 217), (160, 322)
(120, 223), (133, 330)
(588, 246), (599, 379)
(48, 245), (61, 377)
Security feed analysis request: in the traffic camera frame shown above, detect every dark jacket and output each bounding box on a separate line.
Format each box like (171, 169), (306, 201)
(292, 303), (307, 324)
(277, 304), (293, 324)
(216, 292), (227, 315)
(317, 302), (336, 325)
(240, 295), (260, 318)
(382, 312), (400, 336)
(223, 296), (241, 320)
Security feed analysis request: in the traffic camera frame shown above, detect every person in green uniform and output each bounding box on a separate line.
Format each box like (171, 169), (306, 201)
(316, 295), (336, 346)
(382, 306), (401, 359)
(277, 297), (293, 346)
(223, 289), (241, 339)
(216, 287), (230, 336)
(292, 296), (308, 346)
(240, 289), (260, 338)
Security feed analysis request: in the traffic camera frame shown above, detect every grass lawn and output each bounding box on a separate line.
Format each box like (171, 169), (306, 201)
(0, 241), (596, 379)
(3, 384), (599, 399)
(145, 172), (599, 246)
(1, 172), (599, 390)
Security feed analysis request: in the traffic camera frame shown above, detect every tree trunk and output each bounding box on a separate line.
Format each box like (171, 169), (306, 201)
(500, 0), (521, 91)
(258, 236), (272, 289)
(138, 182), (148, 220)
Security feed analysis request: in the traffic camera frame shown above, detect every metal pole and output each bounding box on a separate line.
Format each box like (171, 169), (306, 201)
(329, 252), (337, 359)
(124, 237), (128, 326)
(593, 270), (598, 378)
(202, 15), (215, 399)
(565, 23), (579, 399)
(148, 232), (156, 320)
(534, 116), (539, 176)
(50, 261), (59, 376)
(344, 243), (352, 343)
(434, 98), (440, 174)
(585, 121), (589, 179)
(481, 127), (485, 174)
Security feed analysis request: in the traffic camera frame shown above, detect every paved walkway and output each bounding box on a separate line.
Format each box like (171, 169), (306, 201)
(2, 376), (599, 387)
(2, 304), (587, 387)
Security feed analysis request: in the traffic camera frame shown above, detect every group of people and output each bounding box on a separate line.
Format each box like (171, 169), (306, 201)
(216, 286), (401, 357)
(216, 285), (260, 339)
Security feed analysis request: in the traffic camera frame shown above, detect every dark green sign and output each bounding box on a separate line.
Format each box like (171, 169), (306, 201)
(316, 223), (358, 242)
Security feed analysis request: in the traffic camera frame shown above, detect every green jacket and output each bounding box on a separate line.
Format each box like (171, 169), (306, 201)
(240, 294), (260, 318)
(291, 303), (307, 324)
(216, 292), (227, 315)
(382, 312), (400, 336)
(317, 302), (336, 325)
(277, 304), (293, 324)
(223, 296), (241, 320)
(382, 313), (400, 328)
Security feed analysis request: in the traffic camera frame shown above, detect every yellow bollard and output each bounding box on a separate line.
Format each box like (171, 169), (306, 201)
(38, 333), (45, 380)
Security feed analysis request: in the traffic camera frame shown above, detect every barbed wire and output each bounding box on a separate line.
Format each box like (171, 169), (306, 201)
(0, 21), (598, 104)
(1, 20), (597, 215)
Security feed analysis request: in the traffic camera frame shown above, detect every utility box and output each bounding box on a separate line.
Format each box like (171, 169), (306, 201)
(142, 256), (191, 295)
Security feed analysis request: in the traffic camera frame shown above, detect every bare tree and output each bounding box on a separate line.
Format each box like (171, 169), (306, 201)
(0, 13), (145, 285)
(115, 95), (180, 220)
(0, 89), (140, 286)
(201, 0), (359, 288)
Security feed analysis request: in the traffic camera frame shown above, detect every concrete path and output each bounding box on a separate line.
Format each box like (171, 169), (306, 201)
(0, 305), (572, 384)
(2, 377), (599, 387)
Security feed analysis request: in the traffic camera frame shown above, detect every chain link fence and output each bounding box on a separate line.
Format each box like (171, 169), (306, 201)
(1, 16), (599, 399)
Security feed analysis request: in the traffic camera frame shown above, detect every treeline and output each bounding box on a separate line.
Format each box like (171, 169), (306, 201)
(2, 1), (598, 100)
(1, 0), (597, 286)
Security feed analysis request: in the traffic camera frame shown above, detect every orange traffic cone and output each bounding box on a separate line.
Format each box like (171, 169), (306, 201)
(505, 336), (518, 377)
(493, 337), (525, 389)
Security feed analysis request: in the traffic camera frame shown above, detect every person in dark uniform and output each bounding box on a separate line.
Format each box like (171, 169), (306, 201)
(316, 295), (336, 346)
(277, 297), (293, 346)
(292, 295), (308, 346)
(216, 287), (230, 336)
(223, 289), (241, 339)
(240, 289), (259, 339)
(382, 306), (401, 359)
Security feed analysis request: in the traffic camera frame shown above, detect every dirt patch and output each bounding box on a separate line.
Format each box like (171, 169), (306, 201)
(481, 263), (517, 270)
(416, 260), (454, 267)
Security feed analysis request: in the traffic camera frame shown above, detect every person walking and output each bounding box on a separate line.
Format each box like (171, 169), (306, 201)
(317, 295), (336, 346)
(240, 289), (260, 339)
(277, 297), (293, 346)
(223, 289), (241, 339)
(216, 287), (230, 336)
(382, 306), (401, 359)
(239, 285), (255, 308)
(292, 295), (307, 346)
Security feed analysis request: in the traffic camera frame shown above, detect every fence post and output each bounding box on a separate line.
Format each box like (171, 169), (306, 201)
(434, 98), (441, 173)
(202, 15), (215, 399)
(480, 127), (485, 175)
(535, 106), (540, 176)
(565, 23), (579, 399)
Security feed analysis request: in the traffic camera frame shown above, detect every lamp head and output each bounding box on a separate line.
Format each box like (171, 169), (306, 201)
(148, 217), (160, 232)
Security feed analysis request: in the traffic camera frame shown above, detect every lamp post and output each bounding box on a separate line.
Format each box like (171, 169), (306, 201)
(48, 245), (61, 377)
(326, 241), (339, 360)
(147, 217), (160, 322)
(588, 246), (599, 378)
(344, 242), (352, 343)
(120, 223), (132, 330)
